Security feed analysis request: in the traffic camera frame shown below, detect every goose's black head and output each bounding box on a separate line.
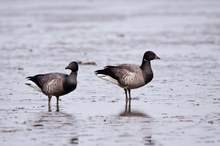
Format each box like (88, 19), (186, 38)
(143, 51), (160, 61)
(65, 61), (78, 72)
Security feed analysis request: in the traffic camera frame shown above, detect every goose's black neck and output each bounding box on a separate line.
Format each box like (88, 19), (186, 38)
(63, 72), (77, 93)
(140, 59), (153, 83)
(141, 59), (151, 71)
(70, 71), (77, 75)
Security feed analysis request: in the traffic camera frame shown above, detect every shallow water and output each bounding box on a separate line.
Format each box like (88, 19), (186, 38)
(0, 0), (220, 146)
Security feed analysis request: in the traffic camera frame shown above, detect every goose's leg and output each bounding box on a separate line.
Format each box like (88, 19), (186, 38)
(56, 96), (60, 112)
(124, 89), (129, 112)
(128, 89), (131, 100)
(128, 96), (131, 113)
(127, 89), (131, 112)
(124, 89), (128, 100)
(48, 96), (52, 112)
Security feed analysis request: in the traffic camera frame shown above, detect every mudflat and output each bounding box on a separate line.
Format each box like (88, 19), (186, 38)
(0, 0), (220, 146)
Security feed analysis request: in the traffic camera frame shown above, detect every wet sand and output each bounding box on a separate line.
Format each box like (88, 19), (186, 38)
(0, 0), (220, 146)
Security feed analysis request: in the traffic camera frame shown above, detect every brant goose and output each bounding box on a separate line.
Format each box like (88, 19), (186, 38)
(95, 51), (160, 100)
(25, 61), (78, 112)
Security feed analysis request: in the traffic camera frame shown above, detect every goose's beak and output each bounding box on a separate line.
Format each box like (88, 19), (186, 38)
(65, 66), (70, 69)
(155, 55), (160, 59)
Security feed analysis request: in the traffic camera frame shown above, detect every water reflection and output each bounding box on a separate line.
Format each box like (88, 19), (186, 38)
(143, 136), (156, 146)
(119, 99), (150, 118)
(117, 99), (155, 145)
(28, 111), (78, 145)
(31, 111), (76, 128)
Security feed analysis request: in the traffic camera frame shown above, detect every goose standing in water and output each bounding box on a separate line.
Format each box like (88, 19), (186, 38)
(25, 61), (78, 112)
(95, 51), (160, 101)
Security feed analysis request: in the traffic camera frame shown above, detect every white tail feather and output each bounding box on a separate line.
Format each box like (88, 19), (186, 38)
(25, 80), (42, 92)
(96, 74), (119, 85)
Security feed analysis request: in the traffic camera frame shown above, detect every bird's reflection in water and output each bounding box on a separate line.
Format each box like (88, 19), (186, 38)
(144, 136), (155, 146)
(32, 111), (76, 128)
(29, 111), (78, 145)
(118, 99), (155, 145)
(119, 99), (150, 118)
